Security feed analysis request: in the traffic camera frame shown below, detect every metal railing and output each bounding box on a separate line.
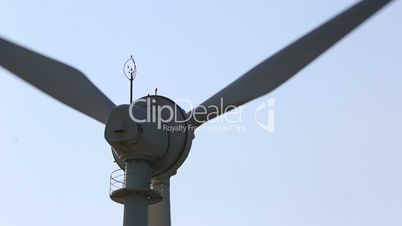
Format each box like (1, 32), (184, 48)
(109, 168), (157, 196)
(109, 169), (125, 195)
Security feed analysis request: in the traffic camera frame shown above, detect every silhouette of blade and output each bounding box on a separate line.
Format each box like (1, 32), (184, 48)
(0, 37), (116, 124)
(188, 0), (391, 128)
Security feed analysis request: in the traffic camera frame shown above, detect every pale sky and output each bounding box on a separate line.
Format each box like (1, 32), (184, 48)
(1, 1), (402, 226)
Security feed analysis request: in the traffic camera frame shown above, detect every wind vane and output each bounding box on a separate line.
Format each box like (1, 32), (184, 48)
(123, 55), (137, 103)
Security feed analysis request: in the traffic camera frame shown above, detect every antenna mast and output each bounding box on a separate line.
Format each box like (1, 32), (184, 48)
(124, 55), (137, 103)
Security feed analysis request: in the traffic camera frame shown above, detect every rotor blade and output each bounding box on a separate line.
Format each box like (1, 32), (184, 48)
(149, 177), (171, 226)
(0, 37), (116, 124)
(188, 0), (391, 128)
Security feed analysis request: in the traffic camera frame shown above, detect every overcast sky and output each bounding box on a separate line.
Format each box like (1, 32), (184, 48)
(1, 1), (401, 226)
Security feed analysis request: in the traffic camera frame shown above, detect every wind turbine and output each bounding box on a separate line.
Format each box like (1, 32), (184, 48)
(0, 1), (393, 226)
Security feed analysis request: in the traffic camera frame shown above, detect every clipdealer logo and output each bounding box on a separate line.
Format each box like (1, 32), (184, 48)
(254, 98), (275, 133)
(128, 97), (275, 133)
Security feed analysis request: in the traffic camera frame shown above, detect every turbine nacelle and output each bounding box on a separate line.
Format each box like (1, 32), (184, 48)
(105, 104), (169, 162)
(104, 95), (194, 178)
